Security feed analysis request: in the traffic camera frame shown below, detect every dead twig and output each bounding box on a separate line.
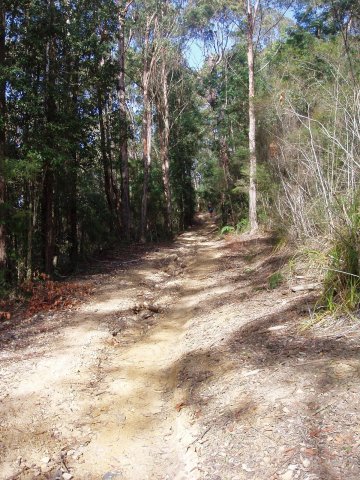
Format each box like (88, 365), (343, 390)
(6, 467), (30, 480)
(61, 452), (70, 473)
(313, 401), (337, 416)
(186, 426), (211, 451)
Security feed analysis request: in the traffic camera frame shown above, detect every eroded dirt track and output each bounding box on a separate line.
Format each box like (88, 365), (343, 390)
(0, 221), (221, 480)
(1, 220), (360, 480)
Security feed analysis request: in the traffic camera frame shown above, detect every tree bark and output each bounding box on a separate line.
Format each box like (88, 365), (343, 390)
(26, 183), (37, 279)
(68, 152), (78, 267)
(246, 1), (258, 232)
(158, 62), (172, 235)
(219, 135), (234, 224)
(140, 79), (152, 243)
(104, 101), (122, 231)
(42, 0), (56, 274)
(118, 5), (131, 240)
(140, 15), (155, 243)
(42, 167), (55, 274)
(0, 0), (6, 275)
(68, 64), (79, 269)
(98, 92), (117, 231)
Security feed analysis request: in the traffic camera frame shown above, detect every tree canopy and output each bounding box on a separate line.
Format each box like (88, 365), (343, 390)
(0, 0), (359, 306)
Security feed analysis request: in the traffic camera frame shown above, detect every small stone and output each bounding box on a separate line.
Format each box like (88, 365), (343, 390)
(102, 473), (123, 480)
(280, 471), (293, 480)
(302, 458), (311, 468)
(62, 473), (73, 480)
(268, 325), (287, 331)
(50, 469), (63, 480)
(242, 369), (260, 377)
(41, 465), (53, 474)
(41, 457), (51, 464)
(242, 464), (255, 472)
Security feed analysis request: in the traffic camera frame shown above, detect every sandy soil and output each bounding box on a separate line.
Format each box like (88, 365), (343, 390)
(1, 218), (360, 480)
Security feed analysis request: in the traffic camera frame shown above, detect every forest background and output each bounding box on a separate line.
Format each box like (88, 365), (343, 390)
(0, 0), (359, 312)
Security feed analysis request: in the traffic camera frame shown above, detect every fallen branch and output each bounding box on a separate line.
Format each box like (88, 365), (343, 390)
(291, 283), (321, 292)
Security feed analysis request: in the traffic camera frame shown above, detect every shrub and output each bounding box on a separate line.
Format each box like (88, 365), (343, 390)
(322, 211), (360, 312)
(220, 225), (235, 235)
(268, 271), (284, 289)
(236, 218), (249, 233)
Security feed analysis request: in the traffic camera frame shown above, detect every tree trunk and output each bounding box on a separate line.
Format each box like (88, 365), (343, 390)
(98, 92), (117, 231)
(140, 15), (155, 243)
(247, 4), (258, 232)
(0, 0), (6, 275)
(104, 101), (122, 231)
(140, 79), (152, 243)
(42, 0), (56, 274)
(68, 66), (79, 269)
(118, 6), (131, 240)
(159, 62), (172, 235)
(68, 153), (78, 267)
(42, 166), (54, 274)
(26, 183), (36, 279)
(220, 136), (234, 224)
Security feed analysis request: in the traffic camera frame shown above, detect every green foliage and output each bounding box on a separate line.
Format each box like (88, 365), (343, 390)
(195, 40), (250, 227)
(294, 0), (360, 39)
(268, 272), (284, 290)
(6, 151), (42, 181)
(322, 205), (360, 312)
(220, 225), (235, 235)
(1, 0), (359, 304)
(236, 218), (249, 233)
(169, 67), (201, 232)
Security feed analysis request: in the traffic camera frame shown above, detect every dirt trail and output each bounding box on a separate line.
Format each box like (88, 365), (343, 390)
(1, 219), (360, 480)
(0, 220), (221, 480)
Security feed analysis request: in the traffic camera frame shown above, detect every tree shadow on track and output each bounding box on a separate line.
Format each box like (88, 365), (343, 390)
(168, 291), (360, 477)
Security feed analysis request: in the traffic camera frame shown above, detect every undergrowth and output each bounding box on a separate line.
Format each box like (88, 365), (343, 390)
(268, 271), (284, 289)
(322, 220), (360, 313)
(220, 225), (235, 235)
(296, 204), (360, 318)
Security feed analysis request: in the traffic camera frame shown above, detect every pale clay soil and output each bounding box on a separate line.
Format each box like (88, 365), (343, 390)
(1, 218), (360, 480)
